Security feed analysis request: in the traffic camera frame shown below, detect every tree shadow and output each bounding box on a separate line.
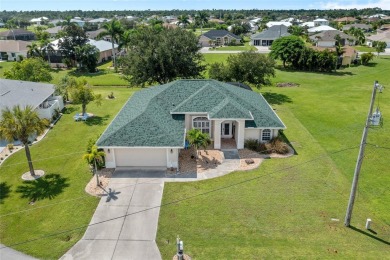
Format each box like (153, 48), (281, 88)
(0, 182), (11, 204)
(99, 187), (121, 202)
(85, 115), (110, 126)
(262, 92), (292, 105)
(365, 62), (378, 67)
(349, 225), (390, 246)
(276, 66), (355, 76)
(16, 174), (69, 201)
(62, 106), (77, 114)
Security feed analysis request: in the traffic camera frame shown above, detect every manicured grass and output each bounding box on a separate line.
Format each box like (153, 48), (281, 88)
(354, 45), (376, 52)
(0, 61), (15, 75)
(210, 45), (257, 51)
(157, 58), (390, 258)
(0, 87), (136, 258)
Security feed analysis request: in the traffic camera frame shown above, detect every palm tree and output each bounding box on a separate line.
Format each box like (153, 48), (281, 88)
(83, 145), (105, 186)
(0, 105), (48, 177)
(195, 11), (209, 35)
(187, 129), (211, 158)
(177, 14), (190, 28)
(98, 19), (124, 71)
(27, 42), (42, 58)
(40, 40), (54, 65)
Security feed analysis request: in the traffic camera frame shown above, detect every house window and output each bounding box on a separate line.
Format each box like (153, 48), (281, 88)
(193, 117), (210, 134)
(262, 129), (272, 141)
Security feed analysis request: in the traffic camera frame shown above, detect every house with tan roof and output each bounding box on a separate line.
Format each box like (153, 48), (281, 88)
(0, 40), (29, 61)
(310, 30), (355, 47)
(97, 80), (286, 168)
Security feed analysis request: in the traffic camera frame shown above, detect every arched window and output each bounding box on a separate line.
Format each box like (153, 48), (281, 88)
(262, 129), (271, 141)
(193, 117), (210, 134)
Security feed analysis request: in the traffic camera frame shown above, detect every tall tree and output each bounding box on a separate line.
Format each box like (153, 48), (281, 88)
(0, 106), (49, 177)
(97, 19), (124, 71)
(269, 36), (306, 68)
(177, 14), (190, 28)
(120, 27), (205, 87)
(27, 42), (42, 58)
(83, 145), (105, 186)
(75, 43), (100, 72)
(58, 23), (88, 67)
(195, 11), (209, 34)
(3, 57), (52, 82)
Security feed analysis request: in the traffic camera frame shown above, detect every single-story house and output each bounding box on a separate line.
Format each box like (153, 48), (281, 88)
(0, 79), (64, 120)
(250, 25), (290, 46)
(199, 30), (241, 47)
(342, 23), (372, 32)
(48, 38), (119, 66)
(70, 19), (85, 27)
(0, 40), (29, 61)
(45, 26), (63, 38)
(97, 79), (286, 168)
(0, 29), (35, 41)
(313, 18), (329, 27)
(310, 30), (355, 47)
(30, 17), (49, 25)
(334, 17), (358, 23)
(88, 18), (110, 25)
(308, 25), (337, 33)
(86, 28), (109, 40)
(300, 22), (315, 28)
(367, 32), (390, 48)
(266, 21), (292, 28)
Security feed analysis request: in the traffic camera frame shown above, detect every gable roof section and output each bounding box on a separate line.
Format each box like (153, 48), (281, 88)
(97, 80), (285, 148)
(0, 29), (35, 37)
(202, 30), (241, 40)
(251, 25), (290, 40)
(310, 30), (354, 41)
(0, 79), (55, 112)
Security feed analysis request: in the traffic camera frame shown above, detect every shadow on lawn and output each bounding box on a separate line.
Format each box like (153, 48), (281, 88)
(0, 182), (11, 204)
(62, 106), (77, 114)
(262, 92), (292, 105)
(16, 174), (69, 201)
(279, 131), (298, 155)
(349, 225), (390, 246)
(276, 66), (355, 76)
(85, 114), (110, 126)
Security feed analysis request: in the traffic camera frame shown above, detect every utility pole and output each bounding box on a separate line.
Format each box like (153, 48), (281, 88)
(344, 81), (382, 227)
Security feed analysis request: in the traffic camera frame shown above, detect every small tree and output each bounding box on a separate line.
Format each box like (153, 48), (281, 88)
(269, 36), (306, 68)
(187, 129), (211, 158)
(69, 78), (102, 115)
(4, 58), (52, 82)
(373, 41), (387, 57)
(361, 52), (374, 65)
(0, 106), (49, 177)
(83, 145), (105, 186)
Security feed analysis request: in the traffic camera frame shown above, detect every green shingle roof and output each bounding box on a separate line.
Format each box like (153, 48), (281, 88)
(97, 80), (285, 148)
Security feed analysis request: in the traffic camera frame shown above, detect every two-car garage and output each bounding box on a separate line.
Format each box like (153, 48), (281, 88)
(103, 147), (179, 169)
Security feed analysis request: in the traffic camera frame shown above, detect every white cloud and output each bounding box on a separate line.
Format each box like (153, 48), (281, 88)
(320, 0), (390, 9)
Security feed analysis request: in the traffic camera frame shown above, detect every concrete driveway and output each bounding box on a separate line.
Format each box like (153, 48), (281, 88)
(62, 168), (165, 260)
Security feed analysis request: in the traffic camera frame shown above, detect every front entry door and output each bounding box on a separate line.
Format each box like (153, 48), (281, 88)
(221, 122), (232, 138)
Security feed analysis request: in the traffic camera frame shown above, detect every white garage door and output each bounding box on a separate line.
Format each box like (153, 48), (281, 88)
(115, 148), (166, 167)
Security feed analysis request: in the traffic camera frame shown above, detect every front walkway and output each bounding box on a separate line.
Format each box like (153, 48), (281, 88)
(0, 244), (38, 260)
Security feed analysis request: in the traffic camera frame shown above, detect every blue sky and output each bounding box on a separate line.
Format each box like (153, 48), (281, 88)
(2, 0), (390, 11)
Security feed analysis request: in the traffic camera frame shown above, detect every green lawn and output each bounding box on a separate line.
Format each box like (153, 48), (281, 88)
(157, 58), (390, 258)
(354, 45), (376, 52)
(0, 87), (136, 258)
(210, 45), (257, 51)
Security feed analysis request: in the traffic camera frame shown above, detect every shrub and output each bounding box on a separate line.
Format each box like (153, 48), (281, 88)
(265, 136), (290, 154)
(108, 92), (115, 99)
(244, 139), (260, 151)
(7, 144), (14, 150)
(361, 52), (374, 65)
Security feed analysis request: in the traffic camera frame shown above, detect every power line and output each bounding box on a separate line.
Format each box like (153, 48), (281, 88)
(0, 145), (360, 249)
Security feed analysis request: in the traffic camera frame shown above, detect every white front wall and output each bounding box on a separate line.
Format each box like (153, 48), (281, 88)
(245, 128), (261, 140)
(317, 41), (335, 47)
(36, 96), (64, 120)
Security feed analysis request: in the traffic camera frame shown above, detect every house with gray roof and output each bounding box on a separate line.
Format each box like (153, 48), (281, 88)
(342, 23), (372, 32)
(97, 79), (286, 168)
(0, 29), (35, 41)
(0, 79), (64, 120)
(250, 25), (290, 46)
(199, 30), (241, 47)
(310, 30), (355, 47)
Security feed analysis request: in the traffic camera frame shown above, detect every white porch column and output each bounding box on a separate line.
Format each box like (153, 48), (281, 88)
(213, 120), (222, 149)
(236, 120), (246, 149)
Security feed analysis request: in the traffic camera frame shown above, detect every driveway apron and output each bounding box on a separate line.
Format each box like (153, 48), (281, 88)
(62, 168), (164, 260)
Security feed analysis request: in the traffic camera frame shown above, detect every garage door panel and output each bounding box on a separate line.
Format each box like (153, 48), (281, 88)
(115, 149), (166, 167)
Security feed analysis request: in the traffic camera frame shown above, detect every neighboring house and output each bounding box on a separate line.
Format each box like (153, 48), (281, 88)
(310, 30), (355, 47)
(334, 17), (358, 23)
(266, 21), (292, 28)
(0, 22), (5, 28)
(30, 17), (48, 25)
(199, 30), (241, 47)
(86, 28), (108, 40)
(48, 38), (119, 66)
(300, 21), (315, 28)
(280, 17), (303, 23)
(313, 18), (329, 27)
(49, 19), (65, 26)
(209, 18), (225, 24)
(0, 29), (35, 41)
(250, 25), (290, 46)
(70, 19), (85, 27)
(97, 79), (286, 168)
(0, 79), (64, 120)
(308, 25), (336, 33)
(342, 23), (372, 32)
(45, 26), (63, 38)
(367, 32), (390, 48)
(0, 40), (29, 61)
